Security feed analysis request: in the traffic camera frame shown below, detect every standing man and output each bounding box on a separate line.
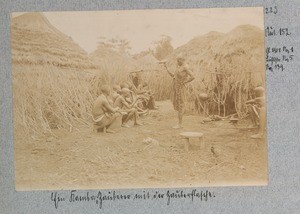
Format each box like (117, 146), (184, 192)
(163, 57), (195, 129)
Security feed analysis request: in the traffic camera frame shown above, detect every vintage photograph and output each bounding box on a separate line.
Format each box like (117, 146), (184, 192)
(12, 7), (267, 191)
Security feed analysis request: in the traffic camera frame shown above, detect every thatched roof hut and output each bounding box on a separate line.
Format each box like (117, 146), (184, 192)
(156, 25), (265, 116)
(167, 25), (264, 76)
(11, 12), (96, 69)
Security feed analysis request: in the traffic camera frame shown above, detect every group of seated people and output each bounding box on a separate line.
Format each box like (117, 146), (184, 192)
(92, 74), (157, 133)
(92, 72), (266, 139)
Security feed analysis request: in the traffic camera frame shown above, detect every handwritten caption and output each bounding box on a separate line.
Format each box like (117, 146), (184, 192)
(50, 189), (216, 210)
(264, 6), (295, 72)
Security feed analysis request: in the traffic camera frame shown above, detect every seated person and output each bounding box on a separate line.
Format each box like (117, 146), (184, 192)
(130, 71), (144, 89)
(130, 71), (158, 110)
(92, 85), (123, 133)
(120, 83), (149, 114)
(245, 86), (266, 139)
(110, 85), (122, 103)
(136, 82), (158, 110)
(114, 88), (142, 127)
(127, 87), (150, 115)
(120, 81), (137, 93)
(120, 82), (129, 89)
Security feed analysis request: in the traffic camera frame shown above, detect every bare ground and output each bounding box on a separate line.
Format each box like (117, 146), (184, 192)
(15, 100), (268, 191)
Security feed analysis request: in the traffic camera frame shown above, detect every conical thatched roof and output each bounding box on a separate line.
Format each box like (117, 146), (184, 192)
(167, 25), (264, 76)
(11, 12), (96, 69)
(12, 12), (67, 37)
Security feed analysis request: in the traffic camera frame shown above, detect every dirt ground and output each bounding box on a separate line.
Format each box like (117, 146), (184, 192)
(15, 100), (268, 191)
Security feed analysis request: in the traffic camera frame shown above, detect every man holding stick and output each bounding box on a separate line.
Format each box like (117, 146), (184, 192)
(161, 57), (195, 129)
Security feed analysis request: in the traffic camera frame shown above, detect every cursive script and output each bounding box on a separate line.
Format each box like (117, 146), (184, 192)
(50, 189), (216, 210)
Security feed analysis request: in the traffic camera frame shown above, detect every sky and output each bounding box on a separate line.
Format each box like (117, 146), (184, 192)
(12, 7), (264, 54)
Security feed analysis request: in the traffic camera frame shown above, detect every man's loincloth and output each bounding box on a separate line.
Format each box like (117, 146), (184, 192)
(93, 113), (119, 129)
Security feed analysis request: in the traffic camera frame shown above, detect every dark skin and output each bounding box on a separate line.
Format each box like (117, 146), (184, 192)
(246, 97), (265, 107)
(163, 59), (195, 128)
(245, 93), (266, 138)
(164, 59), (195, 85)
(114, 94), (135, 109)
(92, 90), (121, 119)
(114, 91), (141, 125)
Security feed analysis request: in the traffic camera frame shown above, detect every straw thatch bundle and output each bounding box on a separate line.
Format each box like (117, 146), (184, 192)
(90, 47), (138, 85)
(13, 64), (97, 139)
(134, 53), (160, 71)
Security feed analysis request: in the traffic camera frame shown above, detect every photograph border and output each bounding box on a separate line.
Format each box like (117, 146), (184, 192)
(1, 0), (300, 213)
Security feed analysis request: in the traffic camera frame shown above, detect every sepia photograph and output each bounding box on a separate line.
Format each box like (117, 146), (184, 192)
(11, 7), (267, 191)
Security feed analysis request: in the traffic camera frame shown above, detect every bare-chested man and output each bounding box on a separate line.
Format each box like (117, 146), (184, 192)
(110, 85), (122, 103)
(114, 88), (142, 128)
(136, 82), (158, 110)
(163, 56), (195, 129)
(92, 85), (122, 133)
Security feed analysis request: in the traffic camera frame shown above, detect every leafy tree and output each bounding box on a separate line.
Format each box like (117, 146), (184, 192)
(97, 37), (132, 55)
(153, 35), (174, 60)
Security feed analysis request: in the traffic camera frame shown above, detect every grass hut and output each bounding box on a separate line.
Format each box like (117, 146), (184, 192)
(11, 12), (96, 69)
(11, 13), (99, 139)
(151, 25), (265, 116)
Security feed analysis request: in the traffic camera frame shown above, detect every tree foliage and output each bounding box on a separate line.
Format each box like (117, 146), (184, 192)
(153, 35), (174, 60)
(97, 37), (132, 55)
